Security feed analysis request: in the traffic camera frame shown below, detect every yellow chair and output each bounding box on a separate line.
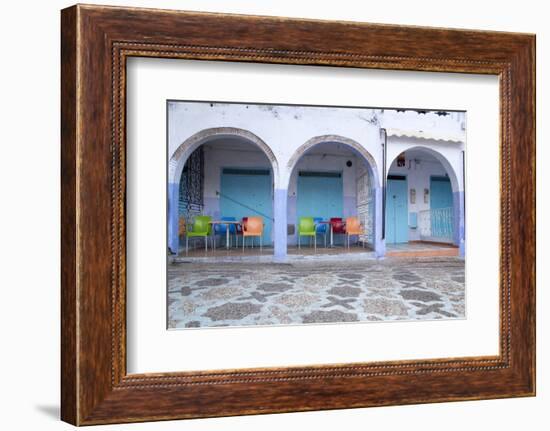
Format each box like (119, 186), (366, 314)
(345, 216), (365, 249)
(186, 215), (212, 253)
(242, 216), (264, 251)
(298, 217), (316, 250)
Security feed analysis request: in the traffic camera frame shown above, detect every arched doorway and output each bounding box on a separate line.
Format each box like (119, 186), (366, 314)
(385, 146), (464, 255)
(168, 128), (279, 254)
(285, 135), (381, 254)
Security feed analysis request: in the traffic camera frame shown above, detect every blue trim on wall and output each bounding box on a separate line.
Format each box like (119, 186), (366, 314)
(167, 182), (179, 254)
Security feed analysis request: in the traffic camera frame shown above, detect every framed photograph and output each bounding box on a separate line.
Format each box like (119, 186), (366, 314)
(61, 4), (535, 425)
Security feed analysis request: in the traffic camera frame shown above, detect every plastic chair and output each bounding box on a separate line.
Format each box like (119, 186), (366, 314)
(313, 217), (327, 248)
(178, 217), (186, 238)
(242, 216), (263, 251)
(185, 215), (212, 253)
(213, 216), (237, 248)
(298, 217), (316, 250)
(330, 217), (346, 246)
(235, 217), (248, 248)
(345, 216), (365, 249)
(174, 217), (187, 254)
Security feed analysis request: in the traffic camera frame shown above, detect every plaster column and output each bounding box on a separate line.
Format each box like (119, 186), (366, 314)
(273, 188), (288, 262)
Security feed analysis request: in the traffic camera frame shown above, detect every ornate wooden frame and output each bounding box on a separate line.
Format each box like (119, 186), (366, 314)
(61, 4), (536, 425)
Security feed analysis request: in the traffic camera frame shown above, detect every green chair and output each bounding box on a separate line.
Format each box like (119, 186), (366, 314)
(298, 217), (316, 250)
(186, 215), (212, 253)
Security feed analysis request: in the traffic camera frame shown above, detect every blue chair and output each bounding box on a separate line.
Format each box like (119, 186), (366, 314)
(313, 217), (328, 247)
(214, 216), (237, 247)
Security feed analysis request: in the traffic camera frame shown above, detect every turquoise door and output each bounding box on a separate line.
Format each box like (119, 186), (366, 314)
(220, 168), (273, 245)
(430, 176), (453, 209)
(385, 177), (408, 244)
(430, 176), (453, 240)
(297, 172), (343, 242)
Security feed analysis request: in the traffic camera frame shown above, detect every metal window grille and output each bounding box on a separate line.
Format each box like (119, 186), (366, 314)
(418, 207), (454, 243)
(178, 147), (204, 221)
(356, 172), (374, 245)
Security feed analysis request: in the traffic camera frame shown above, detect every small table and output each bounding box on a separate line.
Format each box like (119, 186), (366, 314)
(318, 220), (346, 248)
(209, 220), (241, 250)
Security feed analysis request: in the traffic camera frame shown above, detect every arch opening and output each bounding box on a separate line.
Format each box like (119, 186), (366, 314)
(285, 135), (381, 253)
(168, 128), (279, 255)
(385, 146), (464, 254)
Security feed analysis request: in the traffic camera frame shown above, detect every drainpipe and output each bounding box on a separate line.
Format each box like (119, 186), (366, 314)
(462, 150), (466, 232)
(461, 149), (466, 257)
(381, 128), (387, 240)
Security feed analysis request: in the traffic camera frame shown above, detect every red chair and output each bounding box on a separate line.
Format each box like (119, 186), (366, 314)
(330, 217), (346, 246)
(235, 217), (248, 247)
(330, 218), (346, 234)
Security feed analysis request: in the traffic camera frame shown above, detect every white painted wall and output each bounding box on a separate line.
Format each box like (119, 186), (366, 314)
(169, 101), (465, 251)
(169, 101), (465, 193)
(381, 110), (465, 142)
(386, 136), (465, 192)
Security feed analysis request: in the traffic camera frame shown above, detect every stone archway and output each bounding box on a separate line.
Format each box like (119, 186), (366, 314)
(284, 135), (383, 256)
(169, 127), (279, 188)
(386, 145), (464, 254)
(168, 127), (279, 254)
(286, 134), (380, 190)
(387, 145), (460, 193)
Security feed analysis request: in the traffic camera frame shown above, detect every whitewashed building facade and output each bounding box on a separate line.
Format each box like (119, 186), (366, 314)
(168, 101), (466, 260)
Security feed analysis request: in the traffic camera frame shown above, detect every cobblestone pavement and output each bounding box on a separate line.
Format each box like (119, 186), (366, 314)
(167, 257), (465, 329)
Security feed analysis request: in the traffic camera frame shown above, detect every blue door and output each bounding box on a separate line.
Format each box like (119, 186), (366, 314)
(297, 172), (343, 243)
(220, 168), (273, 245)
(385, 177), (408, 244)
(430, 176), (453, 240)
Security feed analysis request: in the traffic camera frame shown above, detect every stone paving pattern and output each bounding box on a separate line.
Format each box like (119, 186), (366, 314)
(167, 258), (465, 329)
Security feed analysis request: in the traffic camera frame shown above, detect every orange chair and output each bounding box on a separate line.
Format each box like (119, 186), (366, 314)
(242, 216), (264, 251)
(178, 217), (186, 237)
(345, 216), (365, 249)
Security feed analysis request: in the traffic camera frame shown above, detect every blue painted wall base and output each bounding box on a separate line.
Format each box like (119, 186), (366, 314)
(168, 182), (179, 254)
(273, 188), (288, 261)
